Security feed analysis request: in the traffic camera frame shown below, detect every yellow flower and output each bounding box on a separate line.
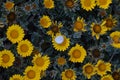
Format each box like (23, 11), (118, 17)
(47, 21), (63, 37)
(5, 1), (14, 10)
(17, 39), (34, 57)
(95, 60), (111, 76)
(91, 22), (107, 40)
(96, 0), (112, 9)
(83, 63), (96, 79)
(32, 54), (50, 71)
(101, 75), (114, 80)
(24, 66), (40, 80)
(61, 69), (77, 80)
(110, 31), (120, 48)
(43, 0), (54, 9)
(103, 15), (117, 31)
(6, 24), (25, 44)
(57, 57), (66, 66)
(10, 74), (23, 80)
(52, 33), (70, 51)
(80, 0), (96, 11)
(40, 15), (52, 28)
(73, 17), (86, 32)
(0, 49), (15, 68)
(68, 44), (87, 63)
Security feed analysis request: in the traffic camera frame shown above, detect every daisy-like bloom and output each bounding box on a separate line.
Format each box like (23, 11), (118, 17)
(61, 69), (77, 80)
(91, 22), (107, 40)
(73, 17), (86, 32)
(95, 60), (111, 76)
(80, 0), (96, 11)
(47, 21), (63, 37)
(39, 15), (52, 28)
(24, 66), (40, 80)
(24, 4), (31, 12)
(103, 15), (117, 31)
(4, 1), (14, 11)
(17, 39), (34, 57)
(110, 31), (120, 48)
(68, 44), (87, 63)
(10, 74), (23, 80)
(52, 33), (70, 51)
(57, 57), (66, 66)
(112, 71), (120, 80)
(83, 63), (96, 79)
(0, 49), (15, 68)
(96, 0), (112, 9)
(6, 24), (25, 44)
(32, 54), (50, 71)
(43, 0), (54, 9)
(101, 75), (114, 80)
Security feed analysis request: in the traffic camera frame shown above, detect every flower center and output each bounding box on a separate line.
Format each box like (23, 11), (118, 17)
(72, 50), (81, 58)
(5, 2), (14, 10)
(20, 44), (29, 52)
(65, 0), (74, 8)
(99, 0), (107, 5)
(93, 24), (101, 33)
(25, 5), (31, 11)
(57, 57), (66, 65)
(98, 63), (106, 71)
(35, 57), (44, 66)
(85, 65), (93, 74)
(40, 18), (48, 27)
(14, 78), (20, 80)
(51, 25), (59, 33)
(84, 0), (91, 7)
(32, 4), (37, 9)
(10, 30), (19, 39)
(92, 49), (100, 58)
(112, 36), (120, 43)
(27, 70), (36, 79)
(65, 70), (73, 78)
(7, 12), (16, 22)
(2, 54), (10, 63)
(106, 19), (113, 28)
(74, 21), (83, 30)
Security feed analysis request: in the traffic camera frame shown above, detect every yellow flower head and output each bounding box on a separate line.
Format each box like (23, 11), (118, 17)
(73, 17), (86, 32)
(91, 22), (107, 39)
(10, 74), (23, 80)
(52, 33), (70, 51)
(17, 39), (34, 57)
(40, 15), (52, 28)
(5, 1), (14, 10)
(83, 63), (96, 79)
(110, 31), (120, 48)
(24, 66), (41, 80)
(57, 57), (66, 66)
(32, 54), (50, 71)
(6, 24), (25, 44)
(61, 69), (77, 80)
(95, 60), (111, 76)
(43, 0), (54, 9)
(0, 49), (15, 68)
(68, 44), (87, 63)
(80, 0), (96, 11)
(96, 0), (112, 9)
(101, 75), (114, 80)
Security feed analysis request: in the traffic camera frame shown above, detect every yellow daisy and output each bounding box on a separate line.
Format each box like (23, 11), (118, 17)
(24, 66), (40, 80)
(52, 33), (70, 51)
(101, 75), (114, 80)
(95, 60), (111, 76)
(73, 17), (86, 32)
(96, 0), (112, 9)
(10, 74), (23, 80)
(0, 49), (15, 68)
(39, 15), (52, 28)
(83, 63), (96, 79)
(61, 69), (77, 80)
(6, 24), (25, 44)
(47, 21), (63, 37)
(57, 57), (66, 66)
(68, 44), (87, 63)
(110, 31), (120, 48)
(91, 22), (107, 40)
(4, 1), (14, 11)
(17, 39), (34, 57)
(43, 0), (54, 9)
(32, 54), (50, 71)
(80, 0), (96, 11)
(103, 15), (117, 30)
